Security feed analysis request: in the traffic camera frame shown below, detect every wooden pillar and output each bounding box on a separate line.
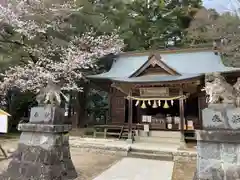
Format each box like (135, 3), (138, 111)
(127, 90), (133, 143)
(179, 86), (185, 143)
(198, 95), (202, 130)
(108, 87), (112, 124)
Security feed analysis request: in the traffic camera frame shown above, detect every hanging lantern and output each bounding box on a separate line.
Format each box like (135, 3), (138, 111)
(171, 100), (174, 106)
(158, 100), (161, 106)
(163, 100), (169, 109)
(135, 100), (139, 106)
(148, 100), (151, 106)
(141, 101), (146, 109)
(152, 100), (157, 108)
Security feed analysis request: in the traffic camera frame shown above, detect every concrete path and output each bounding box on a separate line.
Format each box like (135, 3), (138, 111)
(93, 157), (174, 180)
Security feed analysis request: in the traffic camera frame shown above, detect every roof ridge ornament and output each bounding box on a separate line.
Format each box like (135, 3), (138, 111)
(203, 72), (235, 105)
(149, 54), (161, 67)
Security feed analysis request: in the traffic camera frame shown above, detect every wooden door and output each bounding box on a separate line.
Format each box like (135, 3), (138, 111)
(110, 88), (125, 124)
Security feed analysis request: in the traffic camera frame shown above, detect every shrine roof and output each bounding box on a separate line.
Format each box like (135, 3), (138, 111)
(112, 74), (202, 83)
(88, 48), (240, 82)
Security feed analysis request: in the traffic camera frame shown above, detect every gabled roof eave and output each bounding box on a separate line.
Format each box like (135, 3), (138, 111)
(129, 53), (181, 77)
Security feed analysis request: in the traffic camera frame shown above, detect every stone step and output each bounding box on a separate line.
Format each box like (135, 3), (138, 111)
(128, 151), (173, 161)
(130, 146), (173, 154)
(136, 136), (180, 144)
(137, 131), (181, 139)
(152, 131), (181, 138)
(128, 148), (173, 161)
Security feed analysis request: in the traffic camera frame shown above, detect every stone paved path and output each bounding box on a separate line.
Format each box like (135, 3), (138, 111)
(93, 157), (174, 180)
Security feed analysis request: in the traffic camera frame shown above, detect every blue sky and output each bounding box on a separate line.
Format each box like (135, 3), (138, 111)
(203, 0), (240, 13)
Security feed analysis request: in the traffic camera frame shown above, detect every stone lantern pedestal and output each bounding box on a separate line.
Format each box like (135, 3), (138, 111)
(0, 105), (78, 180)
(194, 104), (240, 180)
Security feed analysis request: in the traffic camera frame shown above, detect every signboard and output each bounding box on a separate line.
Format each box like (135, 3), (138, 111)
(147, 116), (152, 123)
(140, 87), (169, 97)
(0, 115), (8, 133)
(142, 115), (146, 122)
(144, 124), (149, 132)
(187, 121), (194, 130)
(142, 115), (152, 123)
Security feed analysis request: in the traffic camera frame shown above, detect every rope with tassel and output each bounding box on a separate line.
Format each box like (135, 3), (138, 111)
(126, 95), (187, 109)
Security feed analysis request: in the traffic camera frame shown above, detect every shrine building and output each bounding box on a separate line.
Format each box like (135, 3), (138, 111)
(88, 48), (240, 143)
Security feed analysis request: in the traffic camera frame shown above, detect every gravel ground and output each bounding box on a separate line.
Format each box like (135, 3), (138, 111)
(71, 149), (121, 180)
(0, 138), (197, 180)
(172, 160), (196, 180)
(0, 140), (121, 180)
(173, 142), (197, 180)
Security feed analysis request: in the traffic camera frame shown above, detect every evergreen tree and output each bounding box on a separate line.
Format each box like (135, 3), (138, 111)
(94, 0), (202, 51)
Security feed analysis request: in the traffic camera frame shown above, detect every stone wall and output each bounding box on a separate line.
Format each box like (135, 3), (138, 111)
(195, 104), (240, 180)
(199, 142), (240, 179)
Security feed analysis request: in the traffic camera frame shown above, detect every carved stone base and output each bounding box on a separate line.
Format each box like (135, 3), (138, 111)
(193, 165), (240, 180)
(194, 130), (240, 180)
(0, 130), (77, 180)
(194, 104), (240, 180)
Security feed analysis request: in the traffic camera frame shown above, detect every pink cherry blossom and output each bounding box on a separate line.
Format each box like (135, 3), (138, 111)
(0, 0), (124, 96)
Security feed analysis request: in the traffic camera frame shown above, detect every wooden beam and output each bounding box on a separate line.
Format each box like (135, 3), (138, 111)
(111, 82), (133, 95)
(133, 80), (201, 88)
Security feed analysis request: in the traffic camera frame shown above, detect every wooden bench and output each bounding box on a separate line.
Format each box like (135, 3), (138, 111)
(93, 125), (124, 139)
(93, 124), (136, 140)
(118, 126), (136, 139)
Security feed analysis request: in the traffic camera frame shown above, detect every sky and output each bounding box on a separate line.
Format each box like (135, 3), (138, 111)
(203, 0), (240, 14)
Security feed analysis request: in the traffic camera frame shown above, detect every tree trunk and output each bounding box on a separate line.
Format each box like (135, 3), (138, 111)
(75, 83), (89, 128)
(67, 92), (73, 119)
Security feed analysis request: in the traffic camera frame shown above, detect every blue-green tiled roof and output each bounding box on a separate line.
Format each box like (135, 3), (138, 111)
(161, 51), (238, 73)
(88, 55), (148, 79)
(88, 50), (240, 82)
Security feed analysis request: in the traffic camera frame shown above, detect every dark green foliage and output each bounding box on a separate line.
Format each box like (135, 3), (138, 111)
(6, 90), (36, 128)
(93, 0), (202, 51)
(86, 88), (108, 123)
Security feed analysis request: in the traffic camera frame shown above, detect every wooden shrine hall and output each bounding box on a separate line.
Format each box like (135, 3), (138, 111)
(88, 48), (240, 143)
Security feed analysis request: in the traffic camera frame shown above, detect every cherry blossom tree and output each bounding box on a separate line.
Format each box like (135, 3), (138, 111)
(0, 0), (124, 95)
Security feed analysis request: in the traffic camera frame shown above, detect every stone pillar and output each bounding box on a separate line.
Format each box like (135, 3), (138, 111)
(194, 104), (240, 180)
(0, 105), (78, 180)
